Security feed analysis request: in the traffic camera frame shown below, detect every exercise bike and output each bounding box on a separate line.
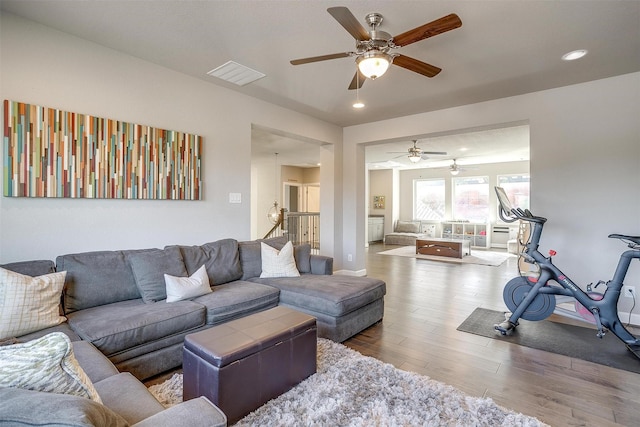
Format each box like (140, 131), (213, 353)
(493, 186), (640, 358)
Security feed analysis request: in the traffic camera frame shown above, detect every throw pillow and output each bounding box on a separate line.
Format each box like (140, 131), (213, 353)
(127, 247), (188, 303)
(0, 267), (66, 341)
(0, 332), (102, 403)
(164, 265), (212, 303)
(395, 220), (420, 233)
(294, 243), (312, 274)
(260, 241), (300, 278)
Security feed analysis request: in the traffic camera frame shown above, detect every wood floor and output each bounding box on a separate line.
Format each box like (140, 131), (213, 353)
(344, 243), (640, 427)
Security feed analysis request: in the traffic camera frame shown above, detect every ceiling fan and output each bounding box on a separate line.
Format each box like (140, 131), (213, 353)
(448, 159), (477, 175)
(290, 7), (462, 90)
(388, 140), (447, 163)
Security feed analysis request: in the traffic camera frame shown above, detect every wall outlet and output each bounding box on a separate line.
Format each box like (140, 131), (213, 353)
(347, 254), (353, 262)
(623, 286), (636, 299)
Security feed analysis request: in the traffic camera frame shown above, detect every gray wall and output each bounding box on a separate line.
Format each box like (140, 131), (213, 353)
(0, 13), (342, 263)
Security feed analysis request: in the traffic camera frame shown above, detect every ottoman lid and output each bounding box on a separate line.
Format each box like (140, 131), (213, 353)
(184, 306), (316, 368)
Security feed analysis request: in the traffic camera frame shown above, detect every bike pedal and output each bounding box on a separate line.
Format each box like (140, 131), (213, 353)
(494, 321), (515, 336)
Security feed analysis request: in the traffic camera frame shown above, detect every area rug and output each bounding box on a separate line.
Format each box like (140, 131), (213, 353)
(149, 338), (546, 426)
(378, 245), (513, 266)
(457, 307), (640, 373)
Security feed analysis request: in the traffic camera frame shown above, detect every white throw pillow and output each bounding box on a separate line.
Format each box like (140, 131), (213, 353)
(0, 332), (102, 403)
(164, 265), (212, 303)
(260, 241), (300, 278)
(0, 267), (66, 340)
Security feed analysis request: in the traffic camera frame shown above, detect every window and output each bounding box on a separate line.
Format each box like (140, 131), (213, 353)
(452, 177), (489, 222)
(497, 175), (530, 210)
(414, 179), (445, 220)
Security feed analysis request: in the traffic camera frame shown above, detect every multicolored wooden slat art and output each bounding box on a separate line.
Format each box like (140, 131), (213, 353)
(2, 100), (202, 199)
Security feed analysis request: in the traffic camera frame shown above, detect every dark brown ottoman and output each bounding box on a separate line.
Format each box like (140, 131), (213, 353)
(182, 306), (317, 424)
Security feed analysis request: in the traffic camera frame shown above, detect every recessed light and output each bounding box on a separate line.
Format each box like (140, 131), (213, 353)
(353, 101), (365, 109)
(562, 50), (588, 61)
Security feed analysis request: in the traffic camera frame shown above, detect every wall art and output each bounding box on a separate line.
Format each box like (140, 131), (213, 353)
(373, 195), (385, 209)
(3, 100), (202, 200)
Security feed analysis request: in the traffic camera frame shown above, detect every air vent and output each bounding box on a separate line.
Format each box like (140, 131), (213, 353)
(207, 61), (266, 86)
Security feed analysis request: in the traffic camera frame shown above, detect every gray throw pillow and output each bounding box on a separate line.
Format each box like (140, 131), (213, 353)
(127, 247), (187, 303)
(168, 238), (243, 286)
(395, 220), (420, 233)
(294, 244), (312, 274)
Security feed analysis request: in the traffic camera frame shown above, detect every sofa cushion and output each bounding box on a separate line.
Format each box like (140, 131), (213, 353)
(0, 387), (129, 427)
(58, 250), (145, 313)
(0, 332), (101, 403)
(192, 281), (280, 325)
(168, 238), (243, 285)
(66, 299), (205, 357)
(127, 247), (187, 303)
(165, 265), (212, 303)
(0, 267), (66, 340)
(260, 241), (300, 278)
(249, 274), (386, 317)
(0, 259), (56, 276)
(395, 220), (421, 233)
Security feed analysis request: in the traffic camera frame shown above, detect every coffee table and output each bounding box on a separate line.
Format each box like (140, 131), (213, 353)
(415, 238), (470, 259)
(182, 306), (317, 424)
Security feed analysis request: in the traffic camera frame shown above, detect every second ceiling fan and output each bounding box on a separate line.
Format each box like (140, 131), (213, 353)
(388, 140), (447, 163)
(290, 6), (462, 90)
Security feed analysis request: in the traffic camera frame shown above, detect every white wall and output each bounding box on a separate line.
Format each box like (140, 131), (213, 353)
(0, 13), (342, 263)
(344, 73), (640, 302)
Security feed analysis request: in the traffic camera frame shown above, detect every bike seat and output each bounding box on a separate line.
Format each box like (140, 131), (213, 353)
(608, 234), (640, 245)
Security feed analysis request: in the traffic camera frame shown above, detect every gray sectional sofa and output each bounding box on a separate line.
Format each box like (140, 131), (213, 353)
(1, 236), (385, 425)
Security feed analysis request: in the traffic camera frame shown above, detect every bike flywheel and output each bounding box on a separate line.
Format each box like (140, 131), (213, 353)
(503, 276), (556, 321)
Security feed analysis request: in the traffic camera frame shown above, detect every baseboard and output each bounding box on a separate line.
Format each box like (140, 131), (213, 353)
(334, 269), (367, 277)
(619, 311), (640, 328)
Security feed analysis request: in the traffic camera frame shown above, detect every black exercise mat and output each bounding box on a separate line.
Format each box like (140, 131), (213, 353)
(457, 307), (640, 373)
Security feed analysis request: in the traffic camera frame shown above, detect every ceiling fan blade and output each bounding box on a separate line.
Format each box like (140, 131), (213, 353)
(392, 13), (462, 47)
(421, 151), (448, 155)
(327, 7), (371, 41)
(393, 54), (442, 77)
(348, 70), (366, 90)
(290, 52), (351, 65)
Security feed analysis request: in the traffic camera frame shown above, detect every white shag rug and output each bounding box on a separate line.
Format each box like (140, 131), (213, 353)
(378, 245), (514, 266)
(149, 338), (546, 426)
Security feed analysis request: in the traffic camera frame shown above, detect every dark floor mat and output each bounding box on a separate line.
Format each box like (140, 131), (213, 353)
(457, 307), (640, 373)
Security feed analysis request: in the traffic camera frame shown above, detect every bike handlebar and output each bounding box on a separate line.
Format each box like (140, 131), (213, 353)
(495, 186), (547, 224)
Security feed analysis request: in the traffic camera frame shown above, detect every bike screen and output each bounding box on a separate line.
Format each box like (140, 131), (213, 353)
(495, 186), (514, 214)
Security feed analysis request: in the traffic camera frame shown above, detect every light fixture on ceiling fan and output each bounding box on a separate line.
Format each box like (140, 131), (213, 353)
(449, 159), (461, 175)
(408, 152), (422, 163)
(357, 50), (391, 79)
